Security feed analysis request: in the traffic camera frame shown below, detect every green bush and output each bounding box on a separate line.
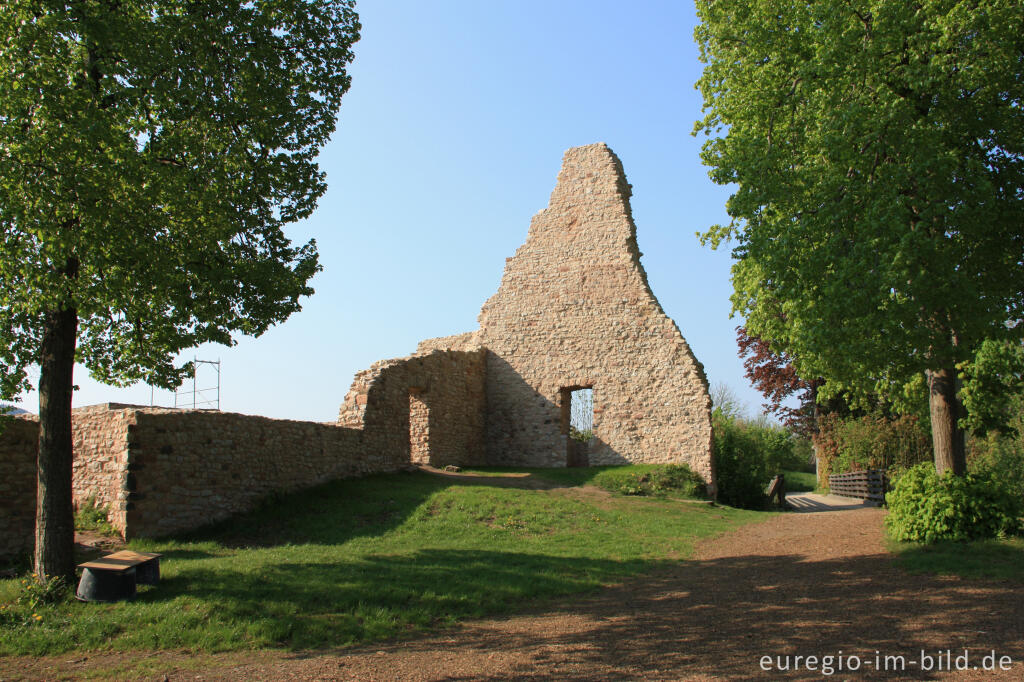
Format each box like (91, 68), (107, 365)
(592, 464), (707, 498)
(789, 436), (816, 473)
(967, 392), (1024, 500)
(712, 411), (771, 509)
(969, 433), (1024, 500)
(73, 497), (118, 536)
(885, 463), (1023, 543)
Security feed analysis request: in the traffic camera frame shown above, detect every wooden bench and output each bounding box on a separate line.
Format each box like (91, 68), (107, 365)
(76, 551), (162, 602)
(766, 473), (787, 508)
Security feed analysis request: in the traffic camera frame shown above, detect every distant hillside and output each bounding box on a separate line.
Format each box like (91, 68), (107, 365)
(0, 404), (30, 416)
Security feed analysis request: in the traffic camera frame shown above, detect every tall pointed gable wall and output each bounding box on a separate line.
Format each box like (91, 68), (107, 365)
(474, 143), (714, 481)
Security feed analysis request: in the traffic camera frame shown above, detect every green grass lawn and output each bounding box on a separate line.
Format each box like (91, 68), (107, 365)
(0, 468), (763, 656)
(781, 470), (818, 493)
(888, 536), (1024, 582)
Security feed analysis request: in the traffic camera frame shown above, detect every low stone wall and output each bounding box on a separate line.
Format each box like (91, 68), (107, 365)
(0, 416), (38, 560)
(122, 409), (367, 537)
(3, 404), (392, 545)
(3, 345), (488, 547)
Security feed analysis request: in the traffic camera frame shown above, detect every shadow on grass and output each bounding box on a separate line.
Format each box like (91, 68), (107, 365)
(889, 536), (1024, 582)
(167, 467), (680, 551)
(172, 471), (454, 550)
(104, 469), (727, 651)
(142, 549), (1024, 676)
(0, 469), (756, 656)
(6, 542), (1024, 677)
(138, 549), (653, 649)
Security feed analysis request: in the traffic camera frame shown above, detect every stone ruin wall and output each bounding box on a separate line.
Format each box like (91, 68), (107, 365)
(0, 409), (136, 559)
(121, 409), (367, 537)
(0, 406), (366, 555)
(417, 143), (714, 483)
(338, 348), (487, 470)
(71, 404), (135, 535)
(0, 143), (714, 558)
(0, 348), (486, 557)
(0, 416), (39, 560)
(119, 347), (484, 538)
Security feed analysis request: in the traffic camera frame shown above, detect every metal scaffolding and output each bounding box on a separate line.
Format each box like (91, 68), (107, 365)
(173, 358), (221, 410)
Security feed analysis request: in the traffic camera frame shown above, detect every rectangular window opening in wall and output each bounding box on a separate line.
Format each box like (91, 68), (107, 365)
(560, 386), (593, 467)
(409, 387), (430, 465)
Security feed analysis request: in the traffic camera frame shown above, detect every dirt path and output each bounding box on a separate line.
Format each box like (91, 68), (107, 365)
(5, 507), (1023, 680)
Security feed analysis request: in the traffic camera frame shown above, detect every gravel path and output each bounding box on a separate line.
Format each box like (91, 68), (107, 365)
(6, 506), (1023, 680)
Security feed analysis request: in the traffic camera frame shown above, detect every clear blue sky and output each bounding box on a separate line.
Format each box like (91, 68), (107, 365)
(18, 0), (768, 421)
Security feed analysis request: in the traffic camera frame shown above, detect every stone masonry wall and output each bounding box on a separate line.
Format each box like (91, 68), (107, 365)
(338, 348), (487, 469)
(3, 346), (486, 544)
(71, 404), (134, 535)
(0, 405), (376, 543)
(122, 409), (367, 537)
(418, 143), (715, 485)
(0, 416), (38, 560)
(0, 407), (135, 559)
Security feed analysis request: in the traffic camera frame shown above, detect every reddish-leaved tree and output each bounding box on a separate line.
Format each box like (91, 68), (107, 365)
(736, 327), (821, 436)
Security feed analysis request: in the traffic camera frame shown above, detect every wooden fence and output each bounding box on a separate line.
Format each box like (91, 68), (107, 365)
(828, 469), (889, 503)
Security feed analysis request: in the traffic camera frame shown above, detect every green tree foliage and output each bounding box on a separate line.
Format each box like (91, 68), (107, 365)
(968, 392), (1024, 500)
(959, 340), (1024, 436)
(694, 0), (1024, 477)
(712, 411), (770, 509)
(0, 1), (359, 582)
(970, 432), (1024, 501)
(712, 409), (803, 508)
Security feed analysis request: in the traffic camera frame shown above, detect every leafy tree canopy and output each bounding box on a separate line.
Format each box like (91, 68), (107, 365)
(0, 0), (359, 582)
(0, 0), (359, 396)
(694, 0), (1023, 468)
(960, 338), (1024, 436)
(736, 325), (819, 434)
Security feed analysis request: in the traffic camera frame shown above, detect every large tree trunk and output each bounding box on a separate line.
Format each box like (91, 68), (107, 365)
(35, 305), (79, 585)
(927, 366), (966, 476)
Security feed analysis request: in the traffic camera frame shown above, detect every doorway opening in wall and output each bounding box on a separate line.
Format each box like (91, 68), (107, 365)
(560, 386), (593, 467)
(409, 387), (430, 465)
